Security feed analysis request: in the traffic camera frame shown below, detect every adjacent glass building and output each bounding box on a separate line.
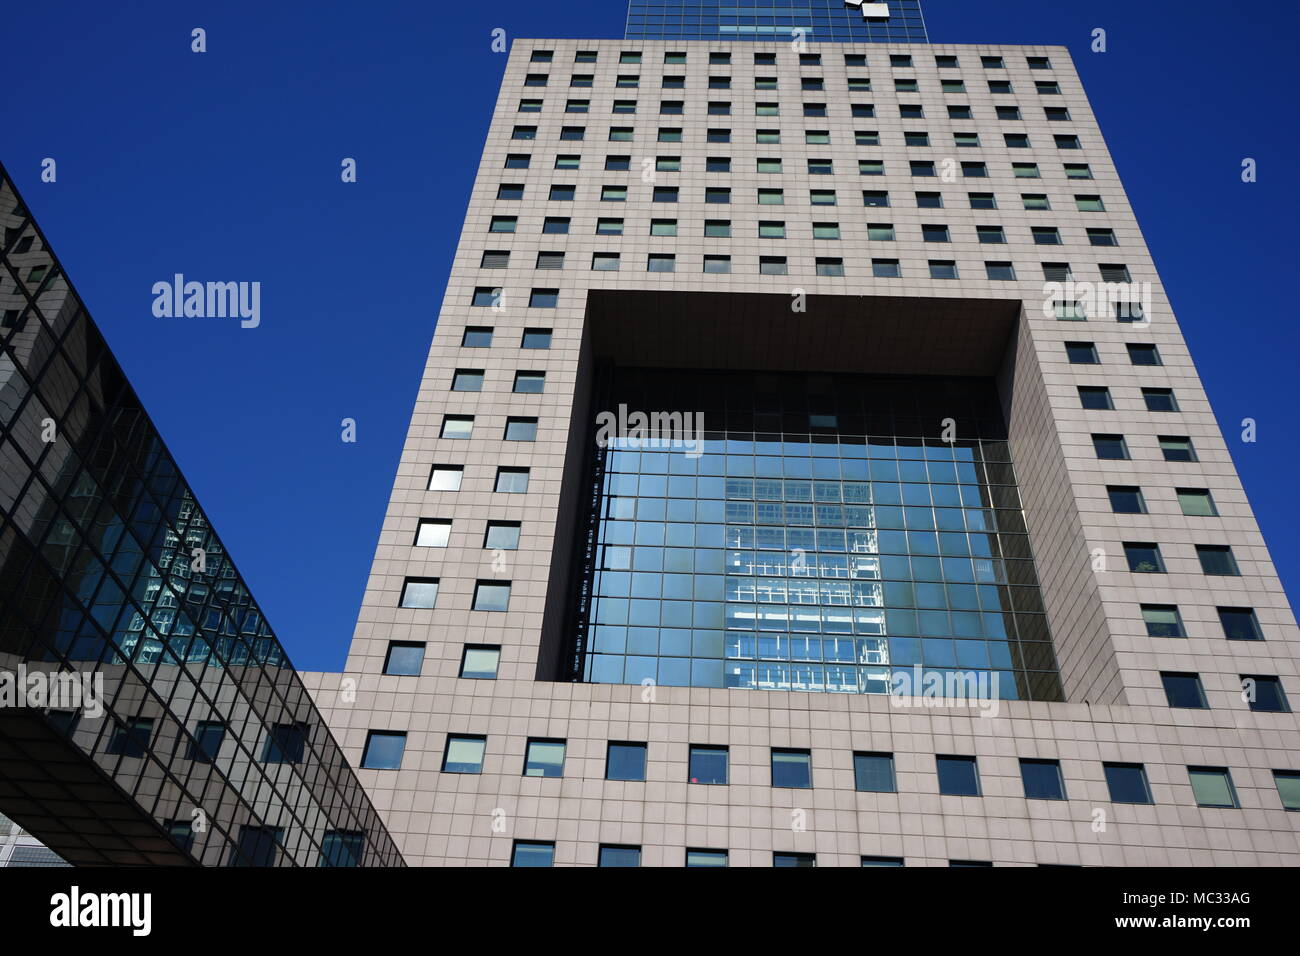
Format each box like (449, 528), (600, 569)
(626, 0), (927, 43)
(0, 166), (404, 867)
(576, 369), (1061, 700)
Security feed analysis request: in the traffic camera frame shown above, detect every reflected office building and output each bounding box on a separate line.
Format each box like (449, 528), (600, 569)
(0, 166), (404, 866)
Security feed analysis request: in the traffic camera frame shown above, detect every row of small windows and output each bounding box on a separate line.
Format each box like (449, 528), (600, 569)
(518, 77), (1065, 99)
(425, 462), (531, 494)
(506, 151), (1094, 176)
(507, 166), (1093, 190)
(357, 731), (1300, 816)
(473, 257), (1126, 281)
(1077, 385), (1180, 412)
(397, 577), (512, 613)
(489, 189), (1104, 224)
(466, 258), (1129, 296)
(1092, 433), (1195, 461)
(510, 109), (1075, 138)
(1120, 542), (1244, 577)
(528, 49), (1053, 71)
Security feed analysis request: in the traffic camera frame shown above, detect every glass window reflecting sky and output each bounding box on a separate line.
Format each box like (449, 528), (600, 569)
(627, 0), (928, 43)
(576, 370), (1062, 701)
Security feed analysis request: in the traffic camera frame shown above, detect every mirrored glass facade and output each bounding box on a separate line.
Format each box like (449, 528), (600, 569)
(575, 369), (1062, 701)
(0, 166), (404, 866)
(626, 0), (928, 43)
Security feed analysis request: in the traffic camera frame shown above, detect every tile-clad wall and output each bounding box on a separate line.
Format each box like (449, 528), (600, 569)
(320, 39), (1300, 865)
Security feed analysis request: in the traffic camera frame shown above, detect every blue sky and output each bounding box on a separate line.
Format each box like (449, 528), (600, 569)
(5, 1), (1297, 670)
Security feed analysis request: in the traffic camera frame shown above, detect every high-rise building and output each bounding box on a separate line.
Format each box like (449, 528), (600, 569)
(0, 169), (405, 867)
(301, 3), (1300, 867)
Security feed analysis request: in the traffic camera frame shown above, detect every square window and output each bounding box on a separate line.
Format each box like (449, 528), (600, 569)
(601, 185), (627, 202)
(1141, 604), (1185, 638)
(1159, 436), (1196, 461)
(916, 191), (943, 208)
(262, 722), (306, 763)
(186, 721), (226, 763)
(647, 253), (676, 272)
(707, 128), (730, 142)
(523, 739), (566, 777)
(513, 369), (547, 390)
(812, 222), (840, 239)
(443, 735), (486, 773)
(862, 190), (889, 207)
(1197, 545), (1239, 576)
(1127, 344), (1160, 365)
(853, 752), (896, 792)
(1092, 434), (1129, 459)
(451, 369), (483, 392)
(361, 731), (406, 770)
(1244, 675), (1289, 713)
(868, 223), (895, 240)
(399, 577), (439, 609)
(428, 465), (463, 491)
(497, 183), (524, 200)
(1123, 543), (1164, 573)
(704, 187), (730, 204)
(440, 416), (473, 439)
(529, 288), (557, 309)
(1161, 671), (1207, 709)
(471, 287), (500, 307)
(609, 127), (633, 142)
(512, 841), (554, 867)
(1032, 227), (1062, 245)
(985, 261), (1016, 280)
(703, 255), (731, 274)
(543, 217), (570, 234)
(872, 258), (901, 278)
(856, 130), (880, 145)
(1176, 488), (1216, 516)
(704, 220), (731, 237)
(521, 328), (552, 349)
(592, 252), (620, 271)
(480, 250), (510, 269)
(656, 219), (683, 238)
(689, 745), (728, 785)
(687, 849), (728, 868)
(1065, 163), (1093, 178)
(1218, 607), (1261, 641)
(1108, 486), (1145, 514)
(495, 467), (530, 493)
(489, 216), (516, 234)
(1275, 772), (1300, 810)
(653, 186), (679, 202)
(1013, 163), (1040, 178)
(706, 156), (731, 172)
(909, 160), (936, 177)
(1103, 762), (1152, 804)
(759, 220), (786, 239)
(1189, 767), (1239, 808)
(605, 155), (631, 171)
(504, 417), (538, 441)
(415, 518), (452, 548)
(976, 225), (1005, 243)
(606, 742), (647, 781)
(1020, 759), (1067, 800)
(758, 188), (784, 204)
(922, 224), (950, 242)
(937, 755), (980, 796)
(1076, 195), (1105, 211)
(1078, 386), (1113, 410)
(504, 154), (530, 169)
(1142, 388), (1178, 412)
(599, 845), (641, 867)
(759, 256), (788, 275)
(928, 260), (957, 279)
(484, 521), (520, 551)
(596, 218), (624, 236)
(1023, 194), (1050, 210)
(461, 326), (492, 347)
(1065, 341), (1099, 364)
(771, 748), (812, 788)
(460, 645), (501, 679)
(473, 581), (511, 611)
(108, 717), (154, 758)
(816, 258), (844, 277)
